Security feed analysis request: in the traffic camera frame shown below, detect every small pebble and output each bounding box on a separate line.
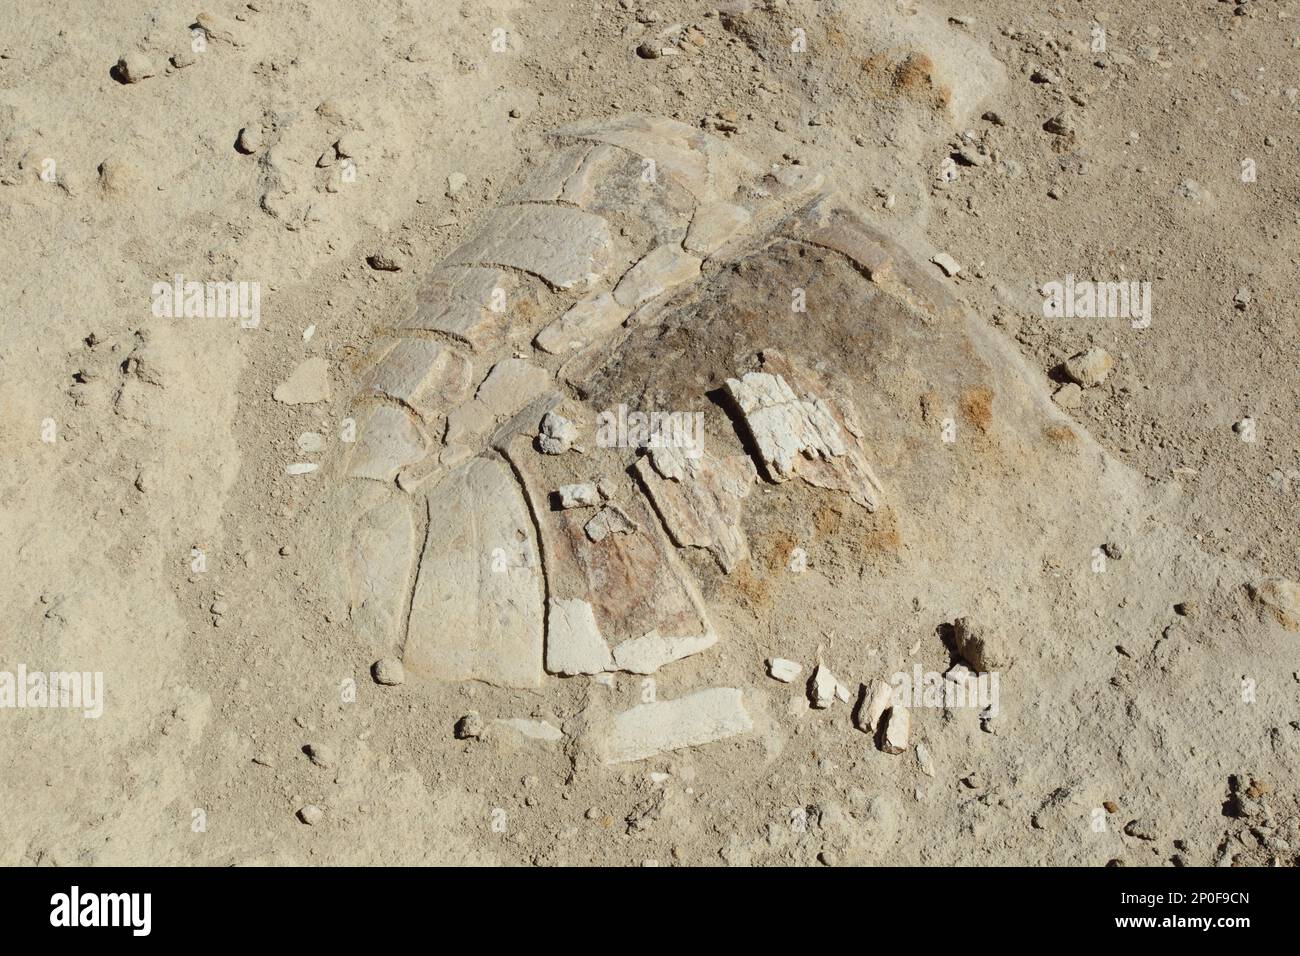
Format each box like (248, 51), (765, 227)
(537, 412), (578, 455)
(455, 712), (484, 739)
(930, 252), (962, 277)
(915, 742), (936, 777)
(1061, 347), (1114, 388)
(1052, 382), (1083, 408)
(1043, 112), (1077, 136)
(116, 52), (156, 83)
(766, 658), (803, 683)
(371, 658), (405, 686)
(367, 250), (403, 272)
(296, 432), (325, 453)
(236, 126), (263, 154)
(304, 742), (337, 768)
(1124, 817), (1158, 841)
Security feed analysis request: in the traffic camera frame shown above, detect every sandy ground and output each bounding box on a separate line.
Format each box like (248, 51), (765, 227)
(1, 0), (1297, 866)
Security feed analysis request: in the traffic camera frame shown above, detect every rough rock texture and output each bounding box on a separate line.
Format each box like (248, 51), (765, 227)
(347, 405), (428, 482)
(633, 447), (754, 572)
(444, 204), (614, 291)
(602, 688), (753, 764)
(724, 351), (883, 511)
(534, 293), (630, 355)
(544, 598), (614, 676)
(404, 458), (545, 687)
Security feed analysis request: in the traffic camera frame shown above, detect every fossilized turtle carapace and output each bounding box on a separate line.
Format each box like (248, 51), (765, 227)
(330, 114), (1115, 765)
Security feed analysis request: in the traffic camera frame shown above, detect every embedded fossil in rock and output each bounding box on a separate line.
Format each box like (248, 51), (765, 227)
(321, 112), (1132, 766)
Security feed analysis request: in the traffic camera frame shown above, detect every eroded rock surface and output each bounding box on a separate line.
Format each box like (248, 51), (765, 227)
(724, 350), (883, 511)
(602, 688), (753, 765)
(404, 457), (544, 688)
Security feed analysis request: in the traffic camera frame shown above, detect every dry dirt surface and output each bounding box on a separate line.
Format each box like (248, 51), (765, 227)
(1, 0), (1297, 868)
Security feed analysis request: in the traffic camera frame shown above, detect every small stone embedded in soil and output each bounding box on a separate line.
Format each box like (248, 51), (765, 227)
(930, 252), (962, 276)
(808, 664), (847, 708)
(367, 250), (404, 272)
(296, 432), (325, 453)
(1052, 383), (1082, 408)
(236, 126), (263, 154)
(1061, 347), (1113, 388)
(951, 616), (1008, 672)
(1043, 111), (1077, 136)
(492, 718), (563, 742)
(854, 681), (894, 733)
(916, 742), (936, 777)
(371, 658), (405, 685)
(537, 411), (578, 454)
(304, 742), (337, 768)
(603, 688), (752, 764)
(880, 705), (910, 754)
(766, 658), (802, 683)
(556, 482), (602, 509)
(1124, 818), (1158, 841)
(196, 11), (242, 46)
(116, 52), (156, 83)
(455, 712), (484, 739)
(297, 804), (324, 825)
